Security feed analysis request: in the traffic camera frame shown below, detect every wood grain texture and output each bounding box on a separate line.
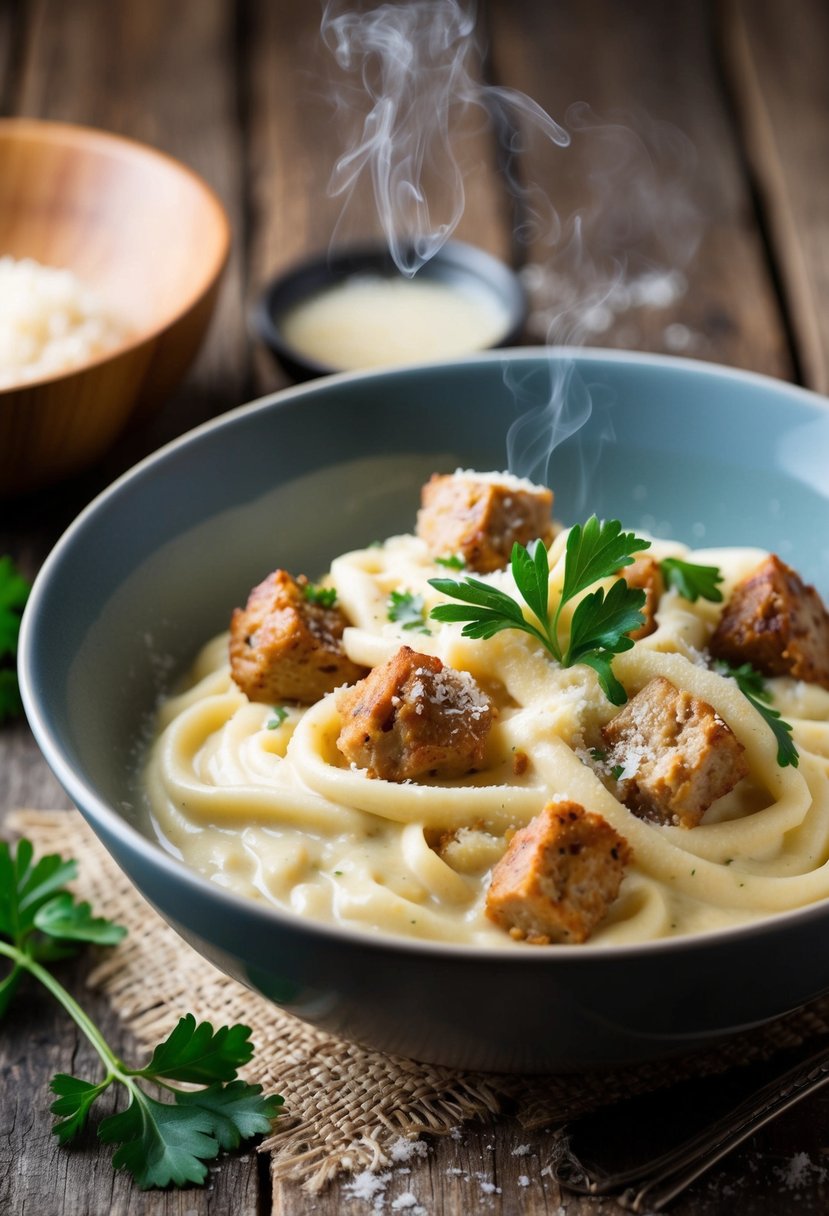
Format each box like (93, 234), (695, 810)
(487, 0), (792, 378)
(3, 0), (829, 1213)
(0, 0), (29, 116)
(722, 0), (829, 392)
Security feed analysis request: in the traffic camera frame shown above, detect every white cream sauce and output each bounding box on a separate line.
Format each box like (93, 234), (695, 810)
(281, 274), (510, 370)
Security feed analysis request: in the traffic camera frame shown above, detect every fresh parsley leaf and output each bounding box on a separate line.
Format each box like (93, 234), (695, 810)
(661, 557), (723, 603)
(719, 660), (767, 701)
(100, 1091), (220, 1189)
(135, 1013), (255, 1084)
(510, 539), (551, 631)
(387, 589), (430, 633)
(715, 660), (799, 768)
(430, 572), (546, 644)
(33, 892), (128, 945)
(0, 838), (282, 1189)
(303, 582), (337, 608)
(0, 556), (30, 724)
(267, 706), (289, 730)
(564, 580), (645, 705)
(564, 580), (644, 664)
(559, 517), (650, 607)
(0, 840), (78, 941)
(50, 1074), (111, 1144)
(98, 1079), (283, 1190)
(579, 651), (630, 707)
(434, 553), (466, 570)
(175, 1080), (282, 1150)
(430, 520), (650, 703)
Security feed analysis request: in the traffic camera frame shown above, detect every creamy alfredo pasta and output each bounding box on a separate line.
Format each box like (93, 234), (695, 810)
(144, 495), (829, 948)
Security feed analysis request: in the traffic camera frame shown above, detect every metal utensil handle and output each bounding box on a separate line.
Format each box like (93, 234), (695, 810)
(623, 1048), (829, 1211)
(553, 1040), (829, 1212)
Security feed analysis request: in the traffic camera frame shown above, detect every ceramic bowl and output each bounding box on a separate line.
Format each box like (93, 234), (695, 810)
(253, 240), (527, 380)
(18, 349), (829, 1072)
(0, 118), (230, 495)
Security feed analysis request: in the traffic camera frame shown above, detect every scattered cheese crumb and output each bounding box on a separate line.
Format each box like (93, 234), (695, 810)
(774, 1151), (826, 1189)
(344, 1169), (392, 1203)
(389, 1138), (429, 1163)
(390, 1194), (422, 1212)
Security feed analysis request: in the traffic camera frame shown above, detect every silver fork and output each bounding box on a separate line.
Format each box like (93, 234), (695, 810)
(551, 1037), (829, 1211)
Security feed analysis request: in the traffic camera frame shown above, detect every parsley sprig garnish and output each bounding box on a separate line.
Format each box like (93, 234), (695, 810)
(715, 661), (799, 768)
(661, 557), (723, 603)
(0, 555), (30, 723)
(0, 837), (282, 1189)
(387, 589), (430, 634)
(429, 517), (651, 705)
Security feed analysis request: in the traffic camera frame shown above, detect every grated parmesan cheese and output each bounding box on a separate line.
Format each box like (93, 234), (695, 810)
(0, 256), (127, 388)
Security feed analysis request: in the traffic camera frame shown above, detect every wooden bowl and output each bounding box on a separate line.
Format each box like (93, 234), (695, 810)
(0, 118), (230, 495)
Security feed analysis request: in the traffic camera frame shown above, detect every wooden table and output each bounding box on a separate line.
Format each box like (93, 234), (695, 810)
(3, 1), (829, 1212)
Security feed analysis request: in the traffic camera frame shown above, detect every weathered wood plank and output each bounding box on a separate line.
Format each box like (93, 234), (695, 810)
(0, 0), (28, 115)
(722, 0), (829, 393)
(269, 1092), (829, 1216)
(487, 0), (791, 378)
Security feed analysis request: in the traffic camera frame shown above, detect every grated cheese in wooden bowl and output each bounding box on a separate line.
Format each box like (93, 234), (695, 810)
(0, 256), (127, 389)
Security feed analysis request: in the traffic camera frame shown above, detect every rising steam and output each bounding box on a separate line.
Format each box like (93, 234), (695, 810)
(520, 102), (701, 348)
(320, 2), (703, 505)
(320, 0), (569, 275)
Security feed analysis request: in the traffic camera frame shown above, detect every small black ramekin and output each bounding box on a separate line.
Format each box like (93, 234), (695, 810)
(252, 239), (527, 381)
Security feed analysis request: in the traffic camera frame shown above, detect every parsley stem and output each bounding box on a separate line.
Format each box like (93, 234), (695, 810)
(0, 940), (126, 1079)
(0, 960), (23, 1012)
(548, 599), (564, 662)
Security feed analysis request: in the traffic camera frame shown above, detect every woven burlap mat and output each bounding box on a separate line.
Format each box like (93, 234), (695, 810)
(6, 808), (829, 1194)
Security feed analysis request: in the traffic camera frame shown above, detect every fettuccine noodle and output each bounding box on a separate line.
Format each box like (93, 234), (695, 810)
(143, 527), (829, 947)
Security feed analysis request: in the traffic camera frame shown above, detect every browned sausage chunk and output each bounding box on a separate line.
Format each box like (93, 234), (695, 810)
(416, 471), (554, 573)
(622, 554), (663, 640)
(709, 555), (829, 690)
(229, 570), (367, 704)
(485, 801), (631, 944)
(336, 645), (493, 781)
(601, 676), (748, 829)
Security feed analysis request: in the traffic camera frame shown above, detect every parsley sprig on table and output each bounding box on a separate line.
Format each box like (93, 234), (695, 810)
(429, 517), (651, 705)
(0, 555), (30, 723)
(0, 837), (282, 1189)
(715, 660), (799, 768)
